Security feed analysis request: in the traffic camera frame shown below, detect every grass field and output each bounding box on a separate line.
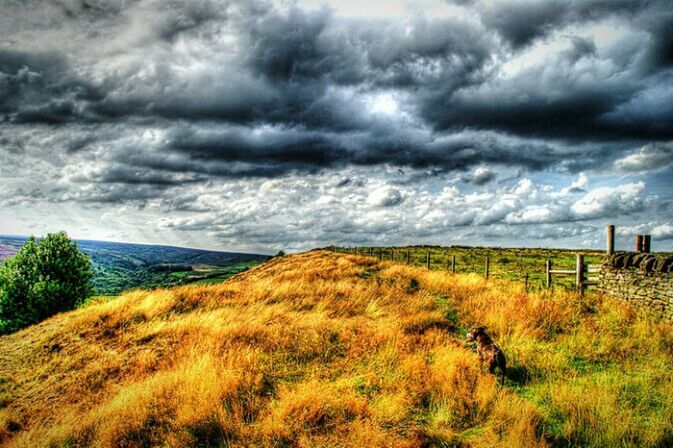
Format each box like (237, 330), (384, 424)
(336, 246), (606, 290)
(1, 250), (672, 447)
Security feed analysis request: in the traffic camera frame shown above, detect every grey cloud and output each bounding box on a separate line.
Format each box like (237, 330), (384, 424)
(479, 1), (569, 48)
(419, 0), (673, 144)
(565, 36), (597, 63)
(614, 143), (673, 172)
(0, 50), (102, 124)
(421, 49), (672, 142)
(65, 164), (208, 185)
(463, 167), (496, 185)
(2, 0), (672, 161)
(476, 0), (648, 49)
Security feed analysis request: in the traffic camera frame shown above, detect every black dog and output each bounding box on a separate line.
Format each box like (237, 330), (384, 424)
(466, 326), (506, 382)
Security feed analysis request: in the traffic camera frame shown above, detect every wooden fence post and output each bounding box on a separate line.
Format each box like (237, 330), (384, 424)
(643, 234), (651, 253)
(636, 235), (643, 253)
(524, 273), (529, 291)
(426, 252), (430, 269)
(406, 250), (410, 264)
(485, 257), (490, 279)
(576, 254), (584, 294)
(606, 224), (615, 256)
(369, 247), (373, 257)
(378, 249), (382, 261)
(546, 260), (552, 289)
(451, 255), (456, 273)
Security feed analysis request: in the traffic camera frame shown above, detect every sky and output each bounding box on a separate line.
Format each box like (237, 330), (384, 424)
(1, 0), (672, 253)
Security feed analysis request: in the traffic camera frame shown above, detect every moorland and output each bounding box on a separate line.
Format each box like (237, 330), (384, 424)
(1, 250), (672, 447)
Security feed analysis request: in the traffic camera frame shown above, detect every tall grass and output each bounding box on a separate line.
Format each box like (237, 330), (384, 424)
(0, 250), (672, 447)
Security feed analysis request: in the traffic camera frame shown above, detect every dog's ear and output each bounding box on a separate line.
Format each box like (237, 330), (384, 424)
(477, 326), (487, 332)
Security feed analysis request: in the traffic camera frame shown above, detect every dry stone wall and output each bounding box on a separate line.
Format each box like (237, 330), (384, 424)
(598, 253), (673, 319)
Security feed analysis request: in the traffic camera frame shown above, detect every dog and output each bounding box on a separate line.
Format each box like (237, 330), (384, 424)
(466, 326), (506, 382)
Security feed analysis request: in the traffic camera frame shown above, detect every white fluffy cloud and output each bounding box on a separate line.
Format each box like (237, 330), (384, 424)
(505, 206), (553, 224)
(367, 186), (404, 207)
(570, 182), (645, 219)
(652, 224), (673, 240)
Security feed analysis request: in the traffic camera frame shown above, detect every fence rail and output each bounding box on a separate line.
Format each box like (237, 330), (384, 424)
(330, 246), (593, 292)
(330, 224), (663, 294)
(544, 255), (599, 294)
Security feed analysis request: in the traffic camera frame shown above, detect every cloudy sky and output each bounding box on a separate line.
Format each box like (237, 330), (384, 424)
(1, 0), (672, 253)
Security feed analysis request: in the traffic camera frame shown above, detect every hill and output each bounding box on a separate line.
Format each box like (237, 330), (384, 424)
(0, 236), (267, 295)
(1, 251), (672, 447)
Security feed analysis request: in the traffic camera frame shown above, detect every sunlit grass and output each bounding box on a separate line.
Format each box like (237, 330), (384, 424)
(0, 250), (671, 447)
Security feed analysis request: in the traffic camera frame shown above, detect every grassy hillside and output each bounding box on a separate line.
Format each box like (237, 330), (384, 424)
(0, 236), (267, 295)
(1, 251), (672, 447)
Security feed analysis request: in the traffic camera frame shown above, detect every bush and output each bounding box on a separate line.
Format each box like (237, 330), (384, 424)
(0, 231), (92, 334)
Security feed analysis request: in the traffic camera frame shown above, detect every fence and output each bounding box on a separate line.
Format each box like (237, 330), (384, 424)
(330, 224), (657, 294)
(330, 246), (584, 291)
(544, 255), (600, 294)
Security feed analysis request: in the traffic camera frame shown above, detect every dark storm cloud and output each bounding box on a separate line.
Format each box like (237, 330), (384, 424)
(67, 164), (208, 185)
(148, 125), (569, 178)
(246, 7), (493, 89)
(475, 0), (646, 49)
(0, 50), (103, 124)
(1, 0), (672, 187)
(420, 39), (673, 142)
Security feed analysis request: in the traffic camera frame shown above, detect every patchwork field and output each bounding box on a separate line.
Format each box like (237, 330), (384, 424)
(0, 236), (266, 295)
(1, 250), (672, 447)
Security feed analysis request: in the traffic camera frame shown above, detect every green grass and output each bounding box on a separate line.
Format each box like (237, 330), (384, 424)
(339, 245), (605, 290)
(187, 261), (260, 285)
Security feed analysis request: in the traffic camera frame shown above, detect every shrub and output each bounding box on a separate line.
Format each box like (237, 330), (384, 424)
(0, 231), (92, 334)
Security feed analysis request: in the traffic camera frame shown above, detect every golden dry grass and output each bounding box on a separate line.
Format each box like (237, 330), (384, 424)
(0, 250), (672, 447)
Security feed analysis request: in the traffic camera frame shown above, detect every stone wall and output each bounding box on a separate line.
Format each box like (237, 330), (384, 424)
(598, 253), (673, 319)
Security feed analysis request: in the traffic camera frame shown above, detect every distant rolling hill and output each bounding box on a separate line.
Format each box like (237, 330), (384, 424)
(0, 235), (269, 295)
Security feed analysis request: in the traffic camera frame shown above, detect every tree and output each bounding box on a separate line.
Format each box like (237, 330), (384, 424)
(0, 232), (92, 334)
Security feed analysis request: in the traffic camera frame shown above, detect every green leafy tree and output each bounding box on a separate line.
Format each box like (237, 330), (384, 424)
(0, 232), (92, 334)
